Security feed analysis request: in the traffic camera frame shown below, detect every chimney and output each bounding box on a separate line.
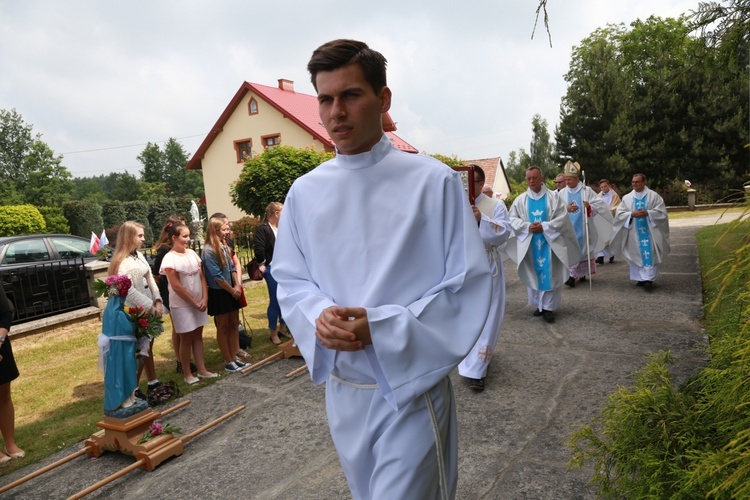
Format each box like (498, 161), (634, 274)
(278, 79), (294, 92)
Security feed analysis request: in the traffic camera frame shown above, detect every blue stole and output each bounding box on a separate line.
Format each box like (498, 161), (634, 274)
(634, 197), (653, 266)
(568, 189), (585, 259)
(528, 195), (552, 291)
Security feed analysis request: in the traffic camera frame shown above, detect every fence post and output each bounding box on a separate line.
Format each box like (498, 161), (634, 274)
(687, 188), (697, 211)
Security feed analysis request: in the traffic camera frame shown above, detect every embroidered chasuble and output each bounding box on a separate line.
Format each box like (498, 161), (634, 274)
(528, 195), (553, 291)
(634, 197), (653, 266)
(568, 189), (585, 259)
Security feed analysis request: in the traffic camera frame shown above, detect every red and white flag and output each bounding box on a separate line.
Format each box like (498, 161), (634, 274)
(89, 232), (101, 254)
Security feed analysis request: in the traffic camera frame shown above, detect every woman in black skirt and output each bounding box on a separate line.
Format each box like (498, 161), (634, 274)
(202, 217), (246, 373)
(0, 284), (24, 464)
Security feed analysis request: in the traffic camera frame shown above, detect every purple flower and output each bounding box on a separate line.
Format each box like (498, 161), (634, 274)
(150, 422), (163, 436)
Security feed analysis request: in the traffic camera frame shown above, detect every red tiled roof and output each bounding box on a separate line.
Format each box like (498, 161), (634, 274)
(187, 80), (417, 170)
(464, 157), (513, 197)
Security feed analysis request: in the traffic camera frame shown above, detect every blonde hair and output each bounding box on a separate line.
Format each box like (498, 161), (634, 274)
(205, 217), (228, 269)
(108, 221), (145, 275)
(263, 202), (283, 223)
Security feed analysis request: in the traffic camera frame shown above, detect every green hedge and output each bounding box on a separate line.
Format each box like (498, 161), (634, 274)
(37, 206), (70, 234)
(101, 201), (127, 229)
(0, 205), (47, 235)
(63, 200), (103, 238)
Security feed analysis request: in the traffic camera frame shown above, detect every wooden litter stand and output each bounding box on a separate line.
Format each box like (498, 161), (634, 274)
(0, 401), (245, 499)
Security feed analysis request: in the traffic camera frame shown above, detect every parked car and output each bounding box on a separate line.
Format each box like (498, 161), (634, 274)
(0, 234), (99, 324)
(0, 234), (97, 268)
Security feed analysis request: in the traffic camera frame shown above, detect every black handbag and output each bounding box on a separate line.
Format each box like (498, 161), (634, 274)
(246, 260), (264, 281)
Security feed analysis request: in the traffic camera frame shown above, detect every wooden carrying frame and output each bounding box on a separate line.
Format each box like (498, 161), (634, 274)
(452, 166), (477, 205)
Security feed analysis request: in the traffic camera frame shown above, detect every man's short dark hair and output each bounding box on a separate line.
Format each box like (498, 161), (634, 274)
(209, 212), (227, 219)
(468, 164), (485, 183)
(599, 179), (610, 185)
(308, 39), (388, 95)
(633, 173), (647, 182)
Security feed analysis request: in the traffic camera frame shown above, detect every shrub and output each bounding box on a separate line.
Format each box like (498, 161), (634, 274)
(0, 205), (47, 235)
(231, 146), (333, 216)
(63, 200), (103, 237)
(123, 200), (152, 244)
(101, 201), (127, 229)
(231, 215), (262, 250)
(37, 206), (70, 233)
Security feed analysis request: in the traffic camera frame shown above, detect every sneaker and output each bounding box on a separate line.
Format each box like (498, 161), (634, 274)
(234, 359), (248, 368)
(225, 362), (241, 373)
(468, 378), (485, 391)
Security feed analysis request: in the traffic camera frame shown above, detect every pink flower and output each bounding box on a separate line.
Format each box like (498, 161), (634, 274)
(684, 180), (692, 187)
(150, 422), (163, 436)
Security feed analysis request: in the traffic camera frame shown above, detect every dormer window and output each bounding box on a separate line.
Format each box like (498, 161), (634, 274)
(262, 134), (281, 149)
(249, 98), (258, 115)
(235, 139), (252, 162)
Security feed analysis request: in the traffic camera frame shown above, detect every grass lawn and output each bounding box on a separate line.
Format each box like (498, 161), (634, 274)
(1, 282), (279, 477)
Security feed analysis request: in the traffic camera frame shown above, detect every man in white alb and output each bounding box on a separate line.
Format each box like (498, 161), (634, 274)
(458, 165), (512, 391)
(595, 179), (621, 265)
(272, 39), (491, 500)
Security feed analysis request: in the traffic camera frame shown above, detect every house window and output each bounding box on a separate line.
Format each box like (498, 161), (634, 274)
(262, 134), (281, 149)
(235, 139), (252, 162)
(248, 98), (258, 115)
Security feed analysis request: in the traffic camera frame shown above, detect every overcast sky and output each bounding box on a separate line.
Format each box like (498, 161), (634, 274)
(0, 0), (699, 179)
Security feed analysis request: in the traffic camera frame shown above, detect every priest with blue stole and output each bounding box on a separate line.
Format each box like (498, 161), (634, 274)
(505, 166), (579, 323)
(609, 173), (670, 290)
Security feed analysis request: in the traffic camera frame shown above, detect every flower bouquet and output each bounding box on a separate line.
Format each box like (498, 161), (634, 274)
(136, 421), (182, 444)
(92, 274), (132, 298)
(93, 274), (163, 356)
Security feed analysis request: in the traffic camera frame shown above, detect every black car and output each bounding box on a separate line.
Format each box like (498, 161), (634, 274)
(0, 234), (99, 324)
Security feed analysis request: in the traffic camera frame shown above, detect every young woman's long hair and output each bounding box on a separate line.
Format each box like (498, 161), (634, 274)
(153, 215), (185, 250)
(108, 221), (144, 275)
(205, 217), (227, 269)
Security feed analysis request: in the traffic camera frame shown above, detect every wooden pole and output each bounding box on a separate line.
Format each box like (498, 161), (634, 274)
(157, 399), (190, 417)
(0, 447), (91, 494)
(240, 352), (283, 374)
(180, 405), (246, 444)
(66, 458), (146, 500)
(285, 365), (308, 378)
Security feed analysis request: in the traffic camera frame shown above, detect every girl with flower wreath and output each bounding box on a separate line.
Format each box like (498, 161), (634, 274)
(160, 223), (216, 385)
(108, 221), (175, 405)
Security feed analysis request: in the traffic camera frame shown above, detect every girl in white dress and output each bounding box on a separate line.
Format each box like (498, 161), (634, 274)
(160, 224), (215, 384)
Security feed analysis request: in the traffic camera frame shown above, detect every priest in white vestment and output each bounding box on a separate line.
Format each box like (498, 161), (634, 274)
(609, 173), (670, 291)
(272, 39), (491, 500)
(505, 166), (580, 323)
(458, 167), (512, 391)
(596, 179), (622, 264)
(559, 161), (613, 286)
